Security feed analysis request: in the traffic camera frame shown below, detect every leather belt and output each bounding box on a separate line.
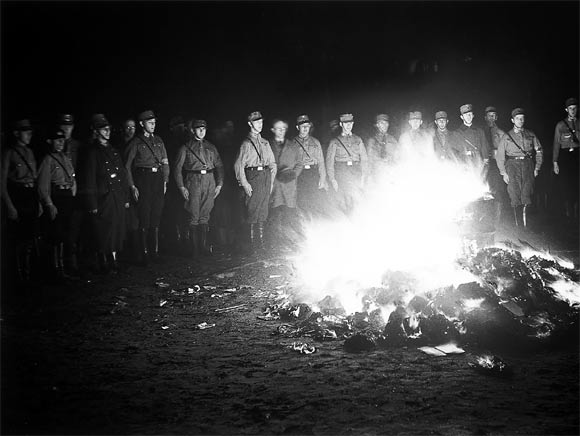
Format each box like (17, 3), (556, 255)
(135, 166), (161, 173)
(54, 184), (72, 190)
(506, 156), (530, 160)
(246, 166), (269, 171)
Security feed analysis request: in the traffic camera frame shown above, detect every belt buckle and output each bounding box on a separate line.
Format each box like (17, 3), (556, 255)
(347, 161), (353, 166)
(569, 148), (574, 152)
(304, 164), (311, 169)
(201, 169), (207, 175)
(110, 173), (117, 178)
(152, 167), (158, 173)
(466, 151), (473, 156)
(257, 166), (263, 171)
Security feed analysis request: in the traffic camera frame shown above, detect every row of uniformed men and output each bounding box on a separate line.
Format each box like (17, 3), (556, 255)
(2, 98), (578, 280)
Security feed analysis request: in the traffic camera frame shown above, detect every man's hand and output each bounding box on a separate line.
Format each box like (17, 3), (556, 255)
(124, 202), (130, 209)
(318, 178), (327, 190)
(534, 169), (539, 178)
(502, 174), (509, 184)
(553, 162), (559, 175)
(89, 209), (98, 215)
(180, 187), (189, 201)
(214, 185), (222, 199)
(331, 179), (338, 192)
(243, 183), (253, 197)
(131, 185), (139, 202)
(47, 204), (58, 220)
(163, 182), (167, 195)
(7, 206), (18, 221)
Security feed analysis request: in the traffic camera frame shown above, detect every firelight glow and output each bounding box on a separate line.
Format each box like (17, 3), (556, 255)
(294, 138), (490, 313)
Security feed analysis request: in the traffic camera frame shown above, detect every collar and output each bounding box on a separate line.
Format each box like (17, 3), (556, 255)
(568, 117), (577, 123)
(341, 133), (352, 138)
(463, 122), (473, 128)
(513, 127), (524, 134)
(249, 132), (261, 140)
(143, 132), (153, 138)
(437, 128), (448, 133)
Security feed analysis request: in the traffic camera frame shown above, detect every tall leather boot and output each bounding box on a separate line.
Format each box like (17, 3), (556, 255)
(150, 227), (161, 262)
(199, 224), (212, 255)
(257, 222), (266, 251)
(57, 242), (67, 279)
(249, 223), (256, 253)
(98, 252), (110, 274)
(139, 228), (149, 266)
(513, 206), (520, 227)
(110, 251), (119, 272)
(189, 224), (199, 258)
(66, 243), (79, 276)
(49, 244), (62, 280)
(522, 205), (528, 228)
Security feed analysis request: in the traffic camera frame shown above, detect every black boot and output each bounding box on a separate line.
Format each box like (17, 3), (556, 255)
(138, 228), (149, 266)
(249, 223), (257, 253)
(257, 222), (266, 251)
(110, 251), (120, 272)
(65, 243), (80, 276)
(150, 227), (161, 262)
(522, 205), (528, 228)
(513, 206), (520, 227)
(189, 225), (199, 258)
(49, 244), (64, 281)
(199, 224), (212, 255)
(57, 242), (69, 279)
(98, 252), (110, 274)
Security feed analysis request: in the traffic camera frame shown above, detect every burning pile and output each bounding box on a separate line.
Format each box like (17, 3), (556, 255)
(262, 144), (579, 352)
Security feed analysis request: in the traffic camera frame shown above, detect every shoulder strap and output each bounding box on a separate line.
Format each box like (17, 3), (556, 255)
(186, 140), (207, 167)
(248, 136), (263, 163)
(49, 153), (73, 182)
(335, 137), (353, 157)
(294, 137), (312, 160)
(506, 131), (532, 156)
(10, 146), (36, 177)
(137, 135), (163, 167)
(564, 119), (580, 143)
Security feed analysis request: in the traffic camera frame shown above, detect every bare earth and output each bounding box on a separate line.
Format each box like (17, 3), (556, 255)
(2, 228), (579, 436)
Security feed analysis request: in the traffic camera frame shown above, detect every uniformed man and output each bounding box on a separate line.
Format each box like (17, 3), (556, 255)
(119, 118), (137, 151)
(326, 113), (368, 214)
(124, 110), (169, 264)
(234, 111), (277, 251)
(174, 119), (224, 257)
(269, 118), (301, 247)
(366, 113), (399, 179)
(81, 114), (130, 272)
(431, 111), (462, 161)
(398, 111), (432, 157)
(1, 119), (40, 283)
(37, 128), (76, 279)
(496, 108), (543, 227)
(293, 114), (327, 218)
(455, 104), (490, 165)
(483, 106), (509, 216)
(552, 97), (579, 220)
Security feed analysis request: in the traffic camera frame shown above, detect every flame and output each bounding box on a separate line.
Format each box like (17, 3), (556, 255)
(462, 298), (486, 312)
(295, 139), (489, 313)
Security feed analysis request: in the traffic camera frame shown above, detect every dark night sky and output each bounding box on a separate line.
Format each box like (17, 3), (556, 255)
(1, 1), (579, 143)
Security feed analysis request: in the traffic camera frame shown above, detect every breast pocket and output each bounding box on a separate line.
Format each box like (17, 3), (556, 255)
(560, 132), (573, 144)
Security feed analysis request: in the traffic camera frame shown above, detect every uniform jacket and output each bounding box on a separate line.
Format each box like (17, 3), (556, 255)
(553, 117), (579, 163)
(125, 132), (170, 185)
(270, 138), (300, 209)
(173, 138), (224, 189)
(455, 124), (491, 161)
(367, 131), (399, 165)
(37, 151), (76, 205)
(496, 128), (543, 176)
(234, 132), (277, 187)
(326, 133), (368, 181)
(293, 134), (327, 182)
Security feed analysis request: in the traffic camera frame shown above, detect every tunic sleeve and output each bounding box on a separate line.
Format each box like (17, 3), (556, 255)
(173, 146), (186, 189)
(37, 156), (53, 206)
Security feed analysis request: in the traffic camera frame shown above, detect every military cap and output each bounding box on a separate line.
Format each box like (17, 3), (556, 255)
(339, 113), (354, 122)
(375, 114), (390, 123)
(484, 106), (497, 114)
(57, 113), (74, 125)
(296, 114), (312, 126)
(192, 119), (207, 129)
(409, 111), (422, 120)
(510, 107), (525, 118)
(459, 104), (473, 115)
(138, 110), (156, 122)
(169, 115), (185, 128)
(248, 111), (263, 122)
(435, 111), (448, 120)
(565, 97), (578, 107)
(91, 113), (110, 129)
(48, 128), (66, 140)
(14, 119), (33, 131)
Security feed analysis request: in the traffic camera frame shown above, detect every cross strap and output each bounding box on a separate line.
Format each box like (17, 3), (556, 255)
(137, 135), (164, 167)
(10, 146), (36, 178)
(294, 137), (312, 160)
(506, 130), (533, 157)
(48, 152), (74, 182)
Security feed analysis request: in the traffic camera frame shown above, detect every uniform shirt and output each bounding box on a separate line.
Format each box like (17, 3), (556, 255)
(37, 151), (76, 206)
(485, 124), (505, 158)
(553, 117), (579, 163)
(124, 132), (170, 186)
(326, 133), (368, 181)
(367, 131), (399, 164)
(432, 129), (462, 161)
(455, 124), (491, 161)
(173, 138), (225, 189)
(292, 135), (327, 181)
(234, 132), (277, 187)
(496, 128), (543, 176)
(1, 144), (37, 186)
(64, 137), (82, 170)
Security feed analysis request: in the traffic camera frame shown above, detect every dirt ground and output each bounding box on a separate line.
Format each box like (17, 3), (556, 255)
(2, 214), (579, 436)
